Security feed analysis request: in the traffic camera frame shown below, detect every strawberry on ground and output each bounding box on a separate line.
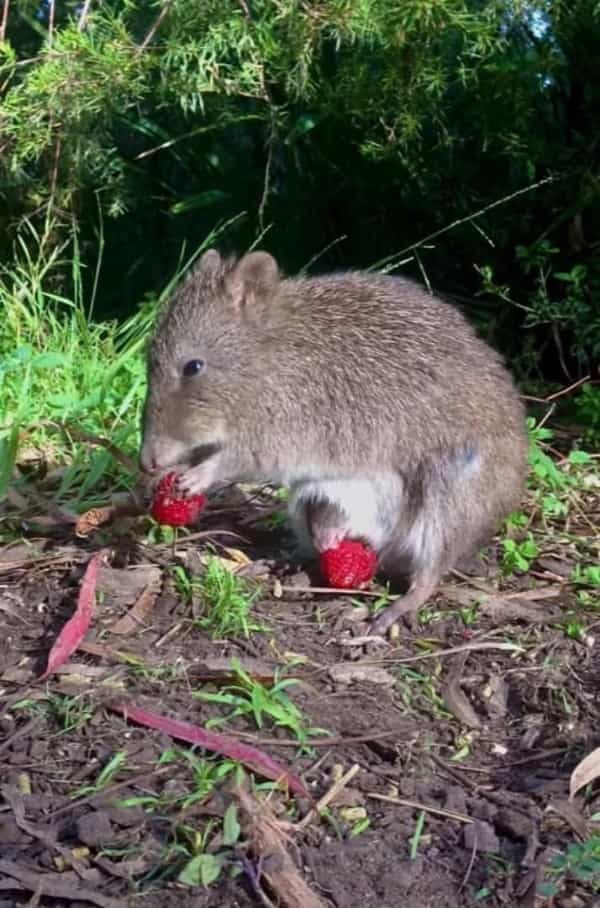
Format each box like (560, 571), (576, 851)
(150, 472), (207, 527)
(319, 539), (378, 589)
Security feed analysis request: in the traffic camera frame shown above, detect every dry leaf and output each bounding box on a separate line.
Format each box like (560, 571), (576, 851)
(570, 747), (600, 801)
(442, 654), (482, 729)
(478, 596), (563, 625)
(108, 584), (159, 635)
(76, 506), (117, 537)
(329, 663), (396, 686)
(221, 546), (252, 565)
(39, 549), (107, 681)
(111, 702), (308, 799)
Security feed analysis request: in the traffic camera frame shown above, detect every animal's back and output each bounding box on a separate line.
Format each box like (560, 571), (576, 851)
(263, 271), (526, 456)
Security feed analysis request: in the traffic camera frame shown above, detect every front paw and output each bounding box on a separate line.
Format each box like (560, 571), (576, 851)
(313, 527), (347, 553)
(176, 459), (219, 496)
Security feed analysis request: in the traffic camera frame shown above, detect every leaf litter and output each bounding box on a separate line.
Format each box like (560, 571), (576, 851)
(0, 425), (599, 907)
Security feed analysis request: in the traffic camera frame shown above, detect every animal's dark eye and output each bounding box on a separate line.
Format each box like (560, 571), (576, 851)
(182, 359), (205, 378)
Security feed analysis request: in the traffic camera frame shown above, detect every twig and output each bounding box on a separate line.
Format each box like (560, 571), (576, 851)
(458, 828), (478, 892)
(280, 584), (381, 598)
(258, 127), (274, 232)
(300, 235), (348, 274)
(366, 792), (473, 824)
(47, 0), (55, 46)
(237, 729), (407, 748)
(379, 640), (524, 665)
(372, 174), (557, 273)
(46, 766), (173, 819)
(140, 0), (174, 50)
(552, 322), (572, 382)
(295, 763), (360, 831)
(77, 0), (93, 31)
(544, 375), (591, 402)
(414, 247), (432, 294)
(0, 717), (43, 755)
(0, 0), (10, 42)
(46, 421), (139, 473)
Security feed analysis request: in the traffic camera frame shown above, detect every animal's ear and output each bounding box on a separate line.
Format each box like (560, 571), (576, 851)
(225, 252), (280, 312)
(195, 248), (222, 276)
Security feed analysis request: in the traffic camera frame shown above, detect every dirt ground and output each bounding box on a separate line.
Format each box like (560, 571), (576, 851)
(1, 479), (599, 908)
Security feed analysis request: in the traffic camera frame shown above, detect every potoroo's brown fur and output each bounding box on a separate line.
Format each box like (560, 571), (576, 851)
(140, 250), (528, 633)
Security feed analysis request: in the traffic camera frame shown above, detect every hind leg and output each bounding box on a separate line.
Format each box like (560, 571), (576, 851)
(369, 452), (495, 635)
(369, 568), (442, 635)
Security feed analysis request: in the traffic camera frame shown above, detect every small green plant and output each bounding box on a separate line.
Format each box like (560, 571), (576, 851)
(572, 565), (600, 588)
(194, 659), (328, 746)
(505, 510), (529, 531)
(527, 418), (570, 492)
(71, 751), (128, 799)
(176, 803), (243, 888)
(11, 693), (93, 733)
(418, 605), (445, 625)
(459, 602), (481, 626)
(564, 619), (585, 641)
(395, 666), (453, 721)
(369, 586), (393, 616)
(574, 383), (600, 448)
(539, 492), (568, 517)
(116, 749), (238, 815)
(539, 834), (600, 897)
(173, 819), (224, 887)
(502, 534), (539, 574)
(173, 558), (265, 639)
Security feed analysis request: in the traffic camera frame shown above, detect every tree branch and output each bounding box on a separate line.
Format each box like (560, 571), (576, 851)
(140, 0), (174, 51)
(0, 0), (10, 43)
(77, 0), (93, 31)
(48, 0), (55, 46)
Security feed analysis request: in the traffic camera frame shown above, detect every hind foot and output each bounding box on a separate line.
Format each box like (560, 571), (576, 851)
(369, 572), (440, 636)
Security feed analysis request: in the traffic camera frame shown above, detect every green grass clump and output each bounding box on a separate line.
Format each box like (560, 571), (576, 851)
(172, 557), (265, 639)
(194, 658), (328, 746)
(0, 222), (153, 513)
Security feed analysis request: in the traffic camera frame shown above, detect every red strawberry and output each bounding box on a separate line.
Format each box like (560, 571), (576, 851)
(319, 539), (378, 589)
(150, 472), (207, 527)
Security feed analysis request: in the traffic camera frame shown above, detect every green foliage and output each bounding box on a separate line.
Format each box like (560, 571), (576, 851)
(540, 835), (600, 897)
(502, 534), (539, 574)
(0, 220), (149, 510)
(574, 383), (600, 448)
(194, 658), (328, 745)
(172, 557), (265, 639)
(174, 804), (241, 888)
(12, 692), (93, 732)
(0, 0), (599, 373)
(572, 565), (600, 588)
(71, 751), (128, 798)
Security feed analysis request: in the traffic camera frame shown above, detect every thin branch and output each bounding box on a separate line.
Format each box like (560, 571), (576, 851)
(140, 0), (174, 51)
(0, 0), (10, 43)
(48, 0), (55, 46)
(236, 0), (251, 19)
(258, 129), (274, 233)
(373, 174), (558, 274)
(77, 0), (93, 31)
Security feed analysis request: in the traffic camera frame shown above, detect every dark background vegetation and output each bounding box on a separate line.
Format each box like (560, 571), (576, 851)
(1, 0), (599, 382)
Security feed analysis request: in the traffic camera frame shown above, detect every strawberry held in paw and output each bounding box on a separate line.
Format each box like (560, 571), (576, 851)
(150, 472), (207, 527)
(320, 539), (378, 589)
